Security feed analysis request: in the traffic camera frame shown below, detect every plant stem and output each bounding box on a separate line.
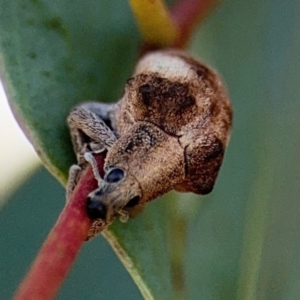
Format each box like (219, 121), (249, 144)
(140, 0), (220, 51)
(13, 155), (105, 300)
(129, 0), (178, 46)
(171, 0), (220, 48)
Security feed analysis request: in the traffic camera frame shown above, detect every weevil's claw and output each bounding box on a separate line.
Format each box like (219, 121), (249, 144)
(118, 210), (129, 223)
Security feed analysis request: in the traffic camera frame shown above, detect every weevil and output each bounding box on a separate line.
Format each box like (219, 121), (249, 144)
(67, 50), (232, 238)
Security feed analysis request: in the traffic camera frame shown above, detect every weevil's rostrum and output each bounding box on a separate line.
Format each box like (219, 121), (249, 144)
(67, 50), (232, 237)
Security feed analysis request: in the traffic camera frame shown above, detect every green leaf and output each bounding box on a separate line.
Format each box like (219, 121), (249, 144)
(104, 197), (173, 299)
(2, 0), (300, 300)
(0, 0), (140, 183)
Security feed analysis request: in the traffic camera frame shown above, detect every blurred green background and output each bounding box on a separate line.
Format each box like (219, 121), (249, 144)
(1, 0), (300, 299)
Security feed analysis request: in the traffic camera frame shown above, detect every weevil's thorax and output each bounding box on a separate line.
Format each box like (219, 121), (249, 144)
(104, 121), (185, 204)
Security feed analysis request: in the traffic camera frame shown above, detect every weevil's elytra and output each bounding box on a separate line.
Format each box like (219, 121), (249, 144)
(67, 50), (232, 238)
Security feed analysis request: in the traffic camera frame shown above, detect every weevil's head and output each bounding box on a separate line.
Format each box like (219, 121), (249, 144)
(86, 167), (142, 222)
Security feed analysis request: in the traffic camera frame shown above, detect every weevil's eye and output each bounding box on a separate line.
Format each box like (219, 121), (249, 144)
(86, 196), (107, 220)
(125, 196), (141, 208)
(139, 84), (151, 94)
(105, 168), (124, 183)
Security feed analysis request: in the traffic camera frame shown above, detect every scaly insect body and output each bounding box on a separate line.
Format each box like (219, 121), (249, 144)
(67, 50), (232, 238)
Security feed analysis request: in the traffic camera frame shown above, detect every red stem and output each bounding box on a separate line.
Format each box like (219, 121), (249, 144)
(171, 0), (219, 48)
(142, 0), (219, 52)
(13, 155), (104, 300)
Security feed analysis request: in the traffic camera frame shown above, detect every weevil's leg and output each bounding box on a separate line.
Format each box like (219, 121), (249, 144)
(67, 103), (118, 165)
(66, 102), (118, 202)
(79, 102), (118, 128)
(84, 152), (102, 186)
(118, 210), (129, 223)
(66, 164), (82, 202)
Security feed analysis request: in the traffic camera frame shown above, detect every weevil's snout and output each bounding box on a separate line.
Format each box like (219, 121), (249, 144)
(86, 167), (142, 221)
(87, 194), (107, 220)
(86, 168), (125, 220)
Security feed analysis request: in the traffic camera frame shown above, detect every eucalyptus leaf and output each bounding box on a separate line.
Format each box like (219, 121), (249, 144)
(1, 0), (300, 300)
(0, 0), (140, 183)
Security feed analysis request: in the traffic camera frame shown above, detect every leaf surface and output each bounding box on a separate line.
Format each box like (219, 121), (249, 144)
(2, 0), (300, 299)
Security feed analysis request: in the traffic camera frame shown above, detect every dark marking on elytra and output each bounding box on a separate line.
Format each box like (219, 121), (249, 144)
(125, 141), (134, 153)
(202, 138), (224, 162)
(139, 84), (152, 106)
(126, 77), (134, 86)
(195, 66), (209, 78)
(196, 68), (204, 77)
(182, 96), (195, 110)
(137, 124), (158, 147)
(124, 124), (158, 154)
(139, 84), (152, 94)
(135, 73), (195, 114)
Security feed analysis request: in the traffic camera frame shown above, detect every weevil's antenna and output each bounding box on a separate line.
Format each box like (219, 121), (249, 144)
(84, 152), (103, 186)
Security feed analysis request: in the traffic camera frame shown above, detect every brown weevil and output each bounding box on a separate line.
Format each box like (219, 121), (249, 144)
(67, 50), (232, 238)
